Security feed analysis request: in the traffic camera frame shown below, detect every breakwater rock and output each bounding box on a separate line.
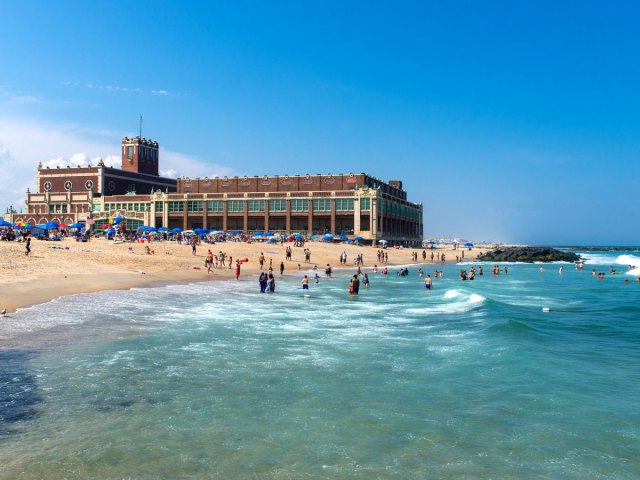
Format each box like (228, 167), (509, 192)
(477, 247), (580, 263)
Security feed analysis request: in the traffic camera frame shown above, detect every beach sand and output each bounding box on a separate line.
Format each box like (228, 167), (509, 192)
(0, 237), (489, 313)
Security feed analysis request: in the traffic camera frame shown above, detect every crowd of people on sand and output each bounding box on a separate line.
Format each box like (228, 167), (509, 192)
(9, 226), (640, 302)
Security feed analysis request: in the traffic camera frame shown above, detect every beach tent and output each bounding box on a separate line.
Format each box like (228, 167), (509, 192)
(337, 234), (349, 241)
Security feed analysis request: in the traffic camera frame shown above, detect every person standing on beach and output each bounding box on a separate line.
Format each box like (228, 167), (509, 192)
(191, 236), (197, 256)
(25, 237), (31, 256)
(280, 261), (285, 275)
(205, 250), (214, 274)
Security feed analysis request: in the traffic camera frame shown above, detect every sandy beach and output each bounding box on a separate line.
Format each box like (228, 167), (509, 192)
(0, 237), (490, 314)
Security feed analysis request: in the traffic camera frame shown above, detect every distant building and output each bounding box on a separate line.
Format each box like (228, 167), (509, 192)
(12, 136), (423, 245)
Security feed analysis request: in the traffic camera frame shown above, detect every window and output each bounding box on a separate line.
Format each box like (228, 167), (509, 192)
(207, 200), (223, 212)
(360, 198), (370, 211)
(155, 201), (163, 212)
(127, 146), (133, 159)
(312, 198), (331, 212)
(247, 200), (264, 212)
(187, 201), (203, 213)
(335, 198), (354, 212)
(290, 199), (308, 212)
(92, 204), (102, 212)
(116, 203), (122, 210)
(269, 199), (287, 212)
(227, 200), (244, 213)
(168, 201), (184, 213)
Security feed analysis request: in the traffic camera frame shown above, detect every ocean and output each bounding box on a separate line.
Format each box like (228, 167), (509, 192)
(1, 250), (639, 479)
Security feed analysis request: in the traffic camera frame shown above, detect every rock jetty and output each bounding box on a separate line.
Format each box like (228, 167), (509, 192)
(477, 247), (580, 263)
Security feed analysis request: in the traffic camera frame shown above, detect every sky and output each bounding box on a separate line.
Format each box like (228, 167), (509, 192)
(1, 1), (638, 245)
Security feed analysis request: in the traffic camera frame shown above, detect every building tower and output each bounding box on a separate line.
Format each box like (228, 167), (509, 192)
(121, 136), (160, 176)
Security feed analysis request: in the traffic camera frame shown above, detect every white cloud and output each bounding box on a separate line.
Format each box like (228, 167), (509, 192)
(152, 90), (169, 96)
(0, 115), (235, 212)
(161, 149), (234, 179)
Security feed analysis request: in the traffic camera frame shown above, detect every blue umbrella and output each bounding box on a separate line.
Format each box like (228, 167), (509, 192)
(172, 227), (182, 233)
(69, 223), (84, 229)
(426, 240), (436, 245)
(0, 220), (12, 227)
(324, 233), (335, 238)
(44, 221), (59, 230)
(338, 234), (348, 241)
(263, 231), (274, 237)
(464, 242), (474, 247)
(112, 216), (125, 225)
(158, 226), (169, 231)
(354, 236), (364, 241)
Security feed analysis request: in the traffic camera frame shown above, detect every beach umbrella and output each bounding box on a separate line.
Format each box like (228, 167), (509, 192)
(69, 223), (84, 229)
(112, 216), (124, 225)
(172, 227), (182, 233)
(58, 223), (68, 228)
(158, 226), (168, 231)
(464, 242), (474, 247)
(309, 235), (319, 239)
(338, 234), (348, 241)
(100, 223), (111, 229)
(378, 239), (388, 244)
(263, 231), (274, 237)
(45, 221), (59, 230)
(426, 240), (436, 245)
(354, 236), (364, 241)
(0, 220), (13, 227)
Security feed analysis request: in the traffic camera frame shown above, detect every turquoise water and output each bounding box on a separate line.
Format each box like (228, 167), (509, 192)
(1, 250), (639, 479)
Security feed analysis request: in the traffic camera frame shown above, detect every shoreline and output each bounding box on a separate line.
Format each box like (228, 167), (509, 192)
(0, 237), (489, 314)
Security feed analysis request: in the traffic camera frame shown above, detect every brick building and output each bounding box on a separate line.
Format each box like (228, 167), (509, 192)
(11, 137), (424, 245)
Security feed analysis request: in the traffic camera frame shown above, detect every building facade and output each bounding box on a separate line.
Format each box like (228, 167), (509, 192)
(11, 137), (424, 245)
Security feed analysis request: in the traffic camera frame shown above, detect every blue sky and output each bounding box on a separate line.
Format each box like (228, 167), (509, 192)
(1, 1), (638, 244)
